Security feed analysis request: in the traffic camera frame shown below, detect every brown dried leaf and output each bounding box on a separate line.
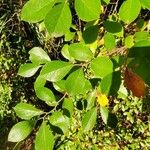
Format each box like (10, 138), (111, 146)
(124, 68), (146, 97)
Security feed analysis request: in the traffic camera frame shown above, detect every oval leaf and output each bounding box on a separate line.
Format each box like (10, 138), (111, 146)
(40, 61), (73, 82)
(68, 43), (93, 61)
(34, 77), (56, 106)
(75, 0), (101, 21)
(82, 107), (97, 132)
(44, 2), (72, 37)
(66, 68), (92, 96)
(18, 63), (41, 77)
(91, 57), (113, 78)
(14, 102), (44, 120)
(49, 111), (70, 134)
(35, 121), (54, 150)
(119, 0), (141, 24)
(21, 0), (55, 23)
(8, 121), (35, 142)
(29, 47), (50, 64)
(104, 33), (116, 50)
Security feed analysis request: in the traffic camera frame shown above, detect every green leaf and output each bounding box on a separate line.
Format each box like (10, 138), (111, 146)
(49, 111), (70, 134)
(82, 107), (97, 132)
(68, 43), (93, 61)
(91, 57), (113, 78)
(100, 73), (112, 96)
(134, 31), (149, 42)
(40, 61), (73, 82)
(18, 63), (41, 77)
(82, 25), (99, 44)
(100, 106), (109, 124)
(62, 98), (74, 117)
(53, 80), (66, 93)
(14, 102), (44, 120)
(35, 121), (54, 150)
(75, 0), (101, 21)
(66, 68), (92, 96)
(104, 33), (116, 50)
(86, 90), (97, 110)
(29, 47), (50, 64)
(104, 21), (123, 37)
(61, 44), (75, 62)
(128, 39), (150, 58)
(21, 0), (55, 23)
(102, 0), (110, 5)
(34, 77), (56, 106)
(119, 0), (141, 24)
(125, 35), (134, 48)
(140, 0), (150, 10)
(44, 2), (72, 37)
(8, 121), (35, 142)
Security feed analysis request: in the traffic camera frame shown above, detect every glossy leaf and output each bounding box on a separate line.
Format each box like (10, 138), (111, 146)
(86, 90), (97, 110)
(125, 35), (134, 48)
(62, 98), (74, 117)
(34, 77), (56, 106)
(44, 2), (72, 37)
(100, 73), (112, 95)
(29, 47), (50, 64)
(8, 121), (35, 142)
(66, 68), (92, 96)
(140, 0), (150, 10)
(134, 31), (149, 42)
(68, 43), (93, 61)
(100, 106), (109, 124)
(49, 111), (70, 134)
(119, 0), (141, 24)
(82, 107), (97, 132)
(104, 33), (116, 50)
(14, 102), (44, 120)
(53, 80), (66, 93)
(61, 44), (75, 62)
(21, 0), (55, 23)
(75, 0), (101, 21)
(18, 63), (41, 77)
(40, 61), (73, 82)
(91, 57), (113, 78)
(35, 121), (54, 150)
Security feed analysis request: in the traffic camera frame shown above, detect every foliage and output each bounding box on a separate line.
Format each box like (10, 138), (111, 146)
(1, 0), (150, 149)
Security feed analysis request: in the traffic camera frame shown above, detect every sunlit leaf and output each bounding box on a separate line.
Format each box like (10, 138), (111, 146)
(35, 121), (54, 150)
(8, 121), (35, 142)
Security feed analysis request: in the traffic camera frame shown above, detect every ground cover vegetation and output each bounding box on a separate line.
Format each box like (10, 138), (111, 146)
(0, 0), (150, 149)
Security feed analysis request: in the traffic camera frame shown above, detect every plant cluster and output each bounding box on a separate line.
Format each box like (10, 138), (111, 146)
(2, 0), (150, 149)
